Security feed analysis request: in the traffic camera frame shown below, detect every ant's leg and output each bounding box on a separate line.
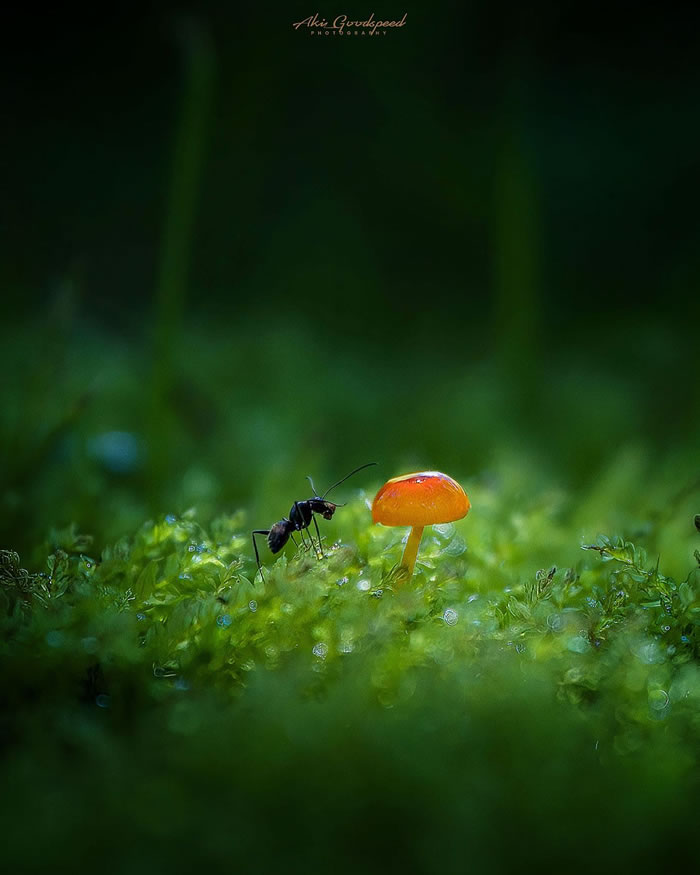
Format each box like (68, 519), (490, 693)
(313, 515), (326, 559)
(294, 501), (320, 559)
(293, 502), (312, 553)
(290, 532), (308, 558)
(251, 531), (269, 584)
(305, 523), (321, 559)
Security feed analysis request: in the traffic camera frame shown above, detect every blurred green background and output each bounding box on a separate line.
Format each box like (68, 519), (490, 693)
(2, 3), (700, 870)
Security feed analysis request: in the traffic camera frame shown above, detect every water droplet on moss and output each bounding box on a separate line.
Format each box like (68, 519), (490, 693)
(312, 642), (328, 659)
(443, 609), (458, 626)
(95, 694), (110, 708)
(648, 689), (670, 711)
(217, 614), (232, 628)
(165, 514), (177, 525)
(248, 600), (257, 612)
(356, 579), (371, 592)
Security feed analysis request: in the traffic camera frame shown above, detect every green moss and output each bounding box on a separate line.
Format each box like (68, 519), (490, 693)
(2, 316), (699, 870)
(2, 466), (699, 870)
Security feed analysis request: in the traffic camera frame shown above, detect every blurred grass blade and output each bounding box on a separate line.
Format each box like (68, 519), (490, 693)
(149, 20), (215, 506)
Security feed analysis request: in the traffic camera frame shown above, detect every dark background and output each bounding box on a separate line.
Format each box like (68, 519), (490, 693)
(2, 1), (699, 552)
(4, 2), (699, 329)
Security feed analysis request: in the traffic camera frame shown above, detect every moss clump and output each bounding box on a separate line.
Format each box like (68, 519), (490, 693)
(2, 469), (699, 871)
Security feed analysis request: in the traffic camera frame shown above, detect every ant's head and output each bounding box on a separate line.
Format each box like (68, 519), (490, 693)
(319, 501), (336, 520)
(309, 498), (337, 520)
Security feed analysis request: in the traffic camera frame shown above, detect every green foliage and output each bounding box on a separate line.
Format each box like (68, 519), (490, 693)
(2, 479), (700, 870)
(2, 315), (699, 870)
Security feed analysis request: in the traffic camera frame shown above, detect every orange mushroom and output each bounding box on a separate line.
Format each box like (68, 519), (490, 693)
(372, 471), (470, 583)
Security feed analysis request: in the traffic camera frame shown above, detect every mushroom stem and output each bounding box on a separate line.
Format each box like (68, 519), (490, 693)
(400, 525), (424, 581)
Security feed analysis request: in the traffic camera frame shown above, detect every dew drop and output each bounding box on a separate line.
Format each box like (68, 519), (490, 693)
(648, 689), (670, 711)
(217, 614), (232, 628)
(248, 600), (258, 612)
(356, 579), (371, 592)
(312, 642), (328, 659)
(165, 514), (177, 525)
(443, 608), (458, 626)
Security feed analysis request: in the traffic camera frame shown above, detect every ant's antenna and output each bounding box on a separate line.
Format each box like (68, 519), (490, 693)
(321, 462), (377, 500)
(306, 474), (319, 496)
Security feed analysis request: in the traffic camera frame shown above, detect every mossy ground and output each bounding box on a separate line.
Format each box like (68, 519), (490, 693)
(2, 317), (699, 872)
(3, 429), (700, 870)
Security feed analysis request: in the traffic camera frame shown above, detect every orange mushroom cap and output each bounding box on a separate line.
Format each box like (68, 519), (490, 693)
(372, 471), (470, 528)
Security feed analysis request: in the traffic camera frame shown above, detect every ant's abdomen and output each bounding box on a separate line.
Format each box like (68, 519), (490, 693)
(268, 521), (291, 553)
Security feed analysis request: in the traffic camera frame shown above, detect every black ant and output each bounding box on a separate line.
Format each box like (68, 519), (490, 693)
(251, 462), (377, 583)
